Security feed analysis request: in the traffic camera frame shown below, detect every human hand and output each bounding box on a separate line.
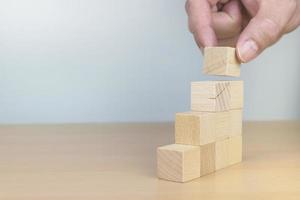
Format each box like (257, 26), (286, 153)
(186, 0), (300, 62)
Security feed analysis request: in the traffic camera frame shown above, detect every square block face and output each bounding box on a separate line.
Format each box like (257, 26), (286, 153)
(203, 47), (240, 77)
(200, 143), (215, 176)
(191, 81), (243, 112)
(157, 144), (200, 182)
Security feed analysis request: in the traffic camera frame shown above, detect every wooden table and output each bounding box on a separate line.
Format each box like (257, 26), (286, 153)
(0, 122), (299, 200)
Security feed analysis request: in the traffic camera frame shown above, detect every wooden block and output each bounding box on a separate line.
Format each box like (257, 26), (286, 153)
(191, 81), (243, 112)
(214, 111), (231, 141)
(175, 110), (242, 145)
(215, 136), (243, 170)
(215, 139), (229, 170)
(200, 143), (215, 176)
(175, 112), (215, 145)
(157, 144), (200, 182)
(228, 136), (242, 165)
(175, 111), (227, 145)
(203, 47), (240, 77)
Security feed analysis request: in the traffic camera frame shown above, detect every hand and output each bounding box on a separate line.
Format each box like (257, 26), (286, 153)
(186, 0), (300, 62)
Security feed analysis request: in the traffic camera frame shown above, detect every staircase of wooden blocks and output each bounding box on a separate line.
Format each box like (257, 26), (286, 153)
(157, 47), (243, 182)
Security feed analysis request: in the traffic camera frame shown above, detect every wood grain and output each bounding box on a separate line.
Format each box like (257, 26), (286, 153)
(215, 136), (243, 170)
(200, 143), (215, 176)
(157, 144), (200, 182)
(228, 135), (242, 165)
(230, 109), (243, 138)
(203, 47), (241, 77)
(175, 110), (242, 145)
(175, 112), (215, 145)
(191, 81), (243, 112)
(215, 138), (229, 170)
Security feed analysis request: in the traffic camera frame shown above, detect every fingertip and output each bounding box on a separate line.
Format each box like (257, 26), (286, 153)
(236, 39), (259, 63)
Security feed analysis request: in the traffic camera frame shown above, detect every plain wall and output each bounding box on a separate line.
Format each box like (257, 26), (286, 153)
(0, 0), (299, 123)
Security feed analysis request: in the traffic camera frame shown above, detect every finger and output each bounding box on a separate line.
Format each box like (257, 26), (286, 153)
(241, 0), (259, 17)
(285, 2), (300, 33)
(186, 0), (218, 47)
(212, 0), (243, 39)
(236, 0), (297, 62)
(218, 35), (239, 47)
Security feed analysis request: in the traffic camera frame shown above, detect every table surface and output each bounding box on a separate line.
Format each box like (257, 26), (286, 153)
(0, 122), (299, 200)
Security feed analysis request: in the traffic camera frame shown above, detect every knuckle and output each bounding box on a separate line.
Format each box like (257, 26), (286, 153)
(254, 18), (282, 47)
(261, 18), (281, 43)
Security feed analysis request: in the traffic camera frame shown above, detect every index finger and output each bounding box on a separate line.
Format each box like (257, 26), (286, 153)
(186, 0), (218, 48)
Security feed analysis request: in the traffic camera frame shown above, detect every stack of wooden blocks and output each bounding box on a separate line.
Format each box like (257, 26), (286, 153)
(157, 47), (243, 182)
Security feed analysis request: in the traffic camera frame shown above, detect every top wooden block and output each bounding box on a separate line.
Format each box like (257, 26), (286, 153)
(203, 47), (240, 77)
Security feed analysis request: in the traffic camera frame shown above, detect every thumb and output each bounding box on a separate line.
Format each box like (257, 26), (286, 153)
(236, 0), (296, 62)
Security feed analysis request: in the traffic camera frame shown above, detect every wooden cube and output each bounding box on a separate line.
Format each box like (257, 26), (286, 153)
(215, 136), (242, 170)
(157, 144), (200, 182)
(191, 81), (243, 112)
(203, 47), (240, 77)
(175, 112), (216, 145)
(200, 143), (215, 176)
(175, 110), (242, 145)
(175, 111), (226, 145)
(214, 111), (231, 141)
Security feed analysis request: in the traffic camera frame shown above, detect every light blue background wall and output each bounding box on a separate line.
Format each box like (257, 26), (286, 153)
(0, 0), (299, 123)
